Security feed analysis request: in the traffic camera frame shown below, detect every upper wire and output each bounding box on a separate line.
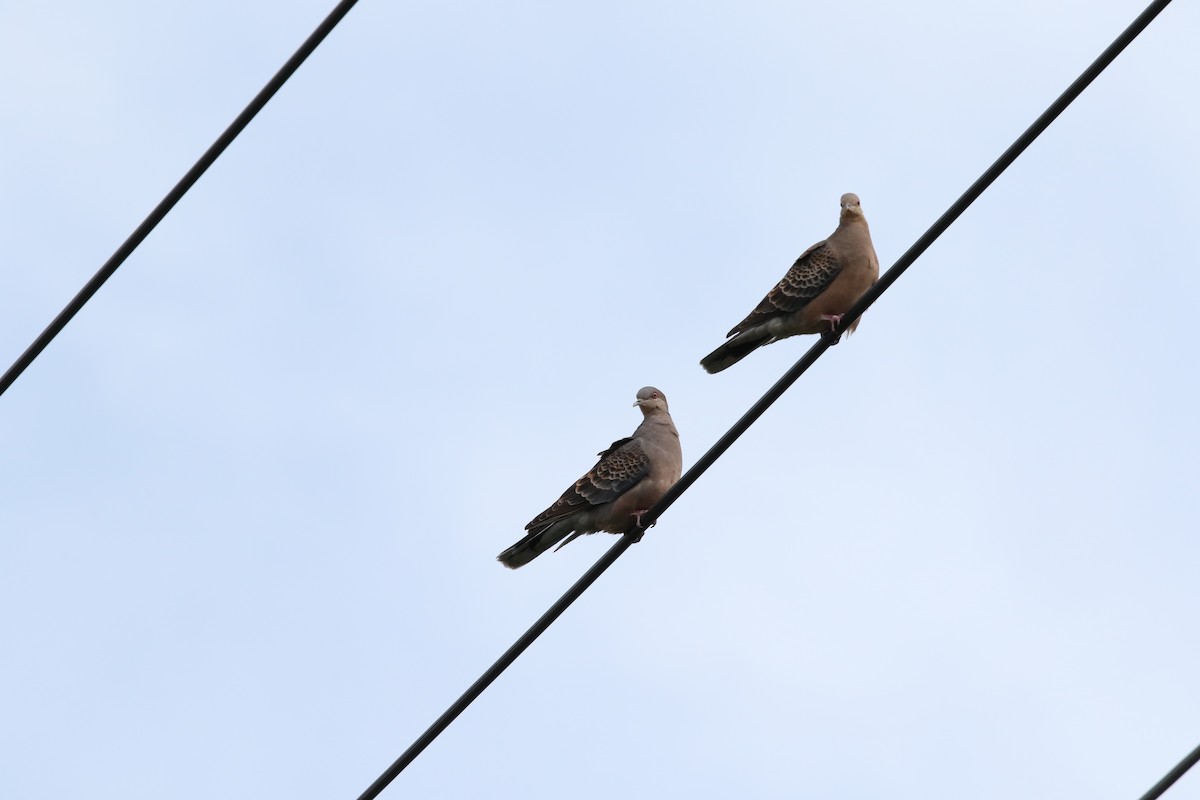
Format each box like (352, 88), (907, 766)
(0, 0), (361, 399)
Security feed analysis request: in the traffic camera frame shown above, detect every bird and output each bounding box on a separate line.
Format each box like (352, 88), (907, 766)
(497, 386), (682, 569)
(700, 192), (880, 373)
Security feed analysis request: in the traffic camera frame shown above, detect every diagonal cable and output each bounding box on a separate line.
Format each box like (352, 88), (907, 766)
(354, 1), (1175, 797)
(1138, 741), (1200, 800)
(0, 0), (361, 400)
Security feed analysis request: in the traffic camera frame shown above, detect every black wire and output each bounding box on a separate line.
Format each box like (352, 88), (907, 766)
(646, 0), (1174, 525)
(355, 1), (1176, 796)
(354, 535), (635, 800)
(0, 0), (361, 400)
(830, 0), (1174, 342)
(1138, 741), (1200, 800)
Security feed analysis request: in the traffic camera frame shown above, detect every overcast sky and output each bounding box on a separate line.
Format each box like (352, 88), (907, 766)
(2, 1), (1198, 798)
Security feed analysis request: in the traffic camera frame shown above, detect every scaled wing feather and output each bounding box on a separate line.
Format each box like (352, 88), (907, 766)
(524, 440), (650, 530)
(727, 241), (842, 336)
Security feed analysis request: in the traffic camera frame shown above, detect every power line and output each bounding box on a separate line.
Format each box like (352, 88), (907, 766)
(1138, 741), (1200, 800)
(355, 0), (1176, 797)
(354, 535), (636, 800)
(0, 0), (361, 400)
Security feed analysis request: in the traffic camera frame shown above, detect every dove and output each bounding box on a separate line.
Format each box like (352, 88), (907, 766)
(700, 192), (880, 373)
(497, 386), (682, 569)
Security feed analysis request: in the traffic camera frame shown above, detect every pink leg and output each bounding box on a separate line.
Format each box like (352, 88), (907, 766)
(819, 313), (844, 344)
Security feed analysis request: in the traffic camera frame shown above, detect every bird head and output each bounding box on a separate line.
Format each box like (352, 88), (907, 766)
(634, 386), (669, 414)
(839, 192), (864, 219)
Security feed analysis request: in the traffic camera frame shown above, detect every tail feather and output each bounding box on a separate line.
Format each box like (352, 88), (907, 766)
(497, 522), (571, 569)
(700, 334), (770, 374)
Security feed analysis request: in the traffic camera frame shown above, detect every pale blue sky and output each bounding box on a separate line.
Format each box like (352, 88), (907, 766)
(2, 1), (1198, 798)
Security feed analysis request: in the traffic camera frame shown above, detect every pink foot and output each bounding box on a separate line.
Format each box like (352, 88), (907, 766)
(627, 510), (652, 543)
(820, 314), (844, 344)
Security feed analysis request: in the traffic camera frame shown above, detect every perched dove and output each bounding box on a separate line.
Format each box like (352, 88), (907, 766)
(700, 193), (880, 373)
(497, 386), (682, 569)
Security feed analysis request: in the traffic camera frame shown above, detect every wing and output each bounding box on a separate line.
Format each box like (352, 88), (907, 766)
(525, 438), (651, 530)
(726, 240), (842, 337)
(597, 437), (633, 459)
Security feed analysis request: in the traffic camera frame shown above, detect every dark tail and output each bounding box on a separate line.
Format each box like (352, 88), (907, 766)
(496, 523), (570, 569)
(700, 334), (768, 374)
